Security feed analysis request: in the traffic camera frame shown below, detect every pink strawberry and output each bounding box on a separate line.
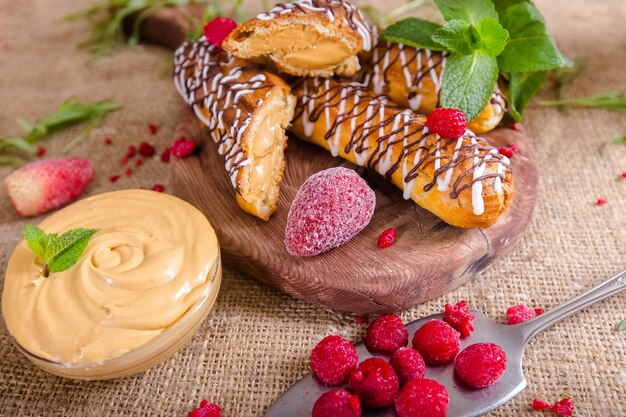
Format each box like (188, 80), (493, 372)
(3, 157), (94, 217)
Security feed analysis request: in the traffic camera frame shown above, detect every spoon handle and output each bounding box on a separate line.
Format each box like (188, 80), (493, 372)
(518, 268), (626, 343)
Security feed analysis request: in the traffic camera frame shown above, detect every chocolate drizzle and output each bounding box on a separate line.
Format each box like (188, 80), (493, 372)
(292, 78), (510, 215)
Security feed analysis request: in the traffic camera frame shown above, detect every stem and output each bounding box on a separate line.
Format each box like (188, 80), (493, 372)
(380, 0), (430, 27)
(43, 263), (50, 278)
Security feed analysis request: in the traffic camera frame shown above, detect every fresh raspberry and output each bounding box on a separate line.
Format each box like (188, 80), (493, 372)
(148, 123), (158, 135)
(135, 159), (143, 167)
(498, 143), (518, 158)
(443, 300), (475, 338)
(311, 389), (361, 417)
(412, 320), (460, 365)
(349, 358), (399, 408)
(110, 175), (121, 183)
(204, 17), (237, 50)
(377, 227), (397, 248)
(506, 304), (538, 325)
(426, 108), (467, 139)
(454, 343), (507, 388)
(36, 146), (46, 157)
(310, 335), (358, 386)
(188, 399), (221, 417)
(138, 142), (155, 157)
(532, 398), (552, 411)
(171, 138), (198, 158)
(104, 137), (113, 145)
(125, 168), (133, 177)
(284, 167), (376, 257)
(390, 347), (426, 385)
(160, 147), (171, 163)
(364, 314), (408, 353)
(395, 379), (449, 417)
(552, 398), (574, 416)
(126, 145), (136, 158)
(596, 198), (607, 206)
(152, 184), (165, 193)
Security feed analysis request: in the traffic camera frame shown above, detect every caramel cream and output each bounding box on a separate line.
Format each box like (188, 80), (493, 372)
(2, 189), (219, 365)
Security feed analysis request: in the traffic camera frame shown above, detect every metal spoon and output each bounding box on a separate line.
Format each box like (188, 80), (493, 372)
(265, 269), (626, 417)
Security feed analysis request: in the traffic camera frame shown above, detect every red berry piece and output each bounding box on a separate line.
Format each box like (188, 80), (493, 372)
(390, 347), (426, 385)
(161, 147), (171, 163)
(126, 145), (136, 158)
(596, 198), (607, 206)
(135, 159), (143, 167)
(506, 304), (538, 325)
(355, 315), (368, 324)
(395, 379), (449, 417)
(498, 143), (518, 158)
(621, 171), (626, 179)
(364, 314), (408, 353)
(120, 156), (129, 165)
(188, 399), (221, 417)
(284, 167), (375, 257)
(349, 358), (399, 408)
(377, 227), (397, 248)
(312, 389), (361, 417)
(552, 398), (574, 416)
(148, 123), (158, 135)
(509, 122), (522, 132)
(138, 141), (156, 157)
(310, 335), (358, 386)
(443, 300), (475, 338)
(532, 398), (552, 411)
(454, 343), (507, 388)
(426, 108), (467, 139)
(104, 137), (113, 145)
(125, 168), (133, 177)
(152, 184), (165, 193)
(171, 138), (198, 158)
(204, 17), (237, 50)
(534, 308), (545, 316)
(109, 175), (121, 183)
(412, 320), (460, 365)
(36, 146), (46, 157)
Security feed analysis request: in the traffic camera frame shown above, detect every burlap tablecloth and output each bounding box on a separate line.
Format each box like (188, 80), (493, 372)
(0, 0), (624, 415)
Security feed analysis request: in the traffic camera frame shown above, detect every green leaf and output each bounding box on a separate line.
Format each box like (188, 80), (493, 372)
(497, 2), (572, 72)
(493, 0), (529, 13)
(612, 135), (626, 144)
(618, 320), (626, 332)
(507, 71), (547, 121)
(23, 225), (48, 259)
(475, 17), (508, 56)
(434, 0), (498, 25)
(381, 18), (446, 51)
(433, 17), (508, 56)
(432, 20), (473, 54)
(440, 52), (499, 120)
(45, 228), (99, 274)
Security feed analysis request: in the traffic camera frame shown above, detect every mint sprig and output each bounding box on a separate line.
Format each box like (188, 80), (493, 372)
(23, 225), (98, 278)
(381, 0), (572, 120)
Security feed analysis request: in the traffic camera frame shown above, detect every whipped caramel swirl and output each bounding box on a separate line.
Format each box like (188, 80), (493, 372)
(2, 190), (219, 365)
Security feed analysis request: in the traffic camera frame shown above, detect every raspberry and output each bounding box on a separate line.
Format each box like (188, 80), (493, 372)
(532, 398), (552, 411)
(425, 108), (467, 139)
(148, 123), (158, 135)
(377, 227), (397, 248)
(506, 304), (538, 325)
(104, 137), (113, 145)
(596, 198), (607, 206)
(152, 184), (165, 193)
(552, 398), (574, 416)
(36, 146), (46, 157)
(412, 320), (460, 365)
(126, 145), (136, 158)
(498, 143), (518, 158)
(171, 138), (198, 158)
(310, 335), (358, 386)
(204, 17), (237, 50)
(364, 314), (408, 353)
(138, 142), (155, 157)
(188, 400), (221, 417)
(160, 147), (171, 163)
(349, 358), (399, 408)
(454, 343), (507, 388)
(390, 347), (426, 385)
(443, 300), (475, 338)
(311, 389), (361, 417)
(109, 175), (120, 183)
(395, 379), (449, 417)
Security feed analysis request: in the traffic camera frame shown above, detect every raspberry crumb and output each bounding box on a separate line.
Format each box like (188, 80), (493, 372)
(109, 175), (121, 183)
(498, 144), (518, 158)
(377, 228), (397, 248)
(170, 138), (198, 158)
(138, 142), (156, 157)
(36, 146), (46, 157)
(310, 335), (358, 386)
(135, 159), (143, 167)
(152, 184), (165, 192)
(506, 304), (539, 325)
(349, 357), (399, 408)
(355, 315), (368, 324)
(188, 399), (221, 417)
(412, 320), (460, 365)
(364, 314), (408, 353)
(596, 198), (607, 206)
(120, 156), (129, 165)
(204, 17), (237, 50)
(312, 389), (361, 417)
(104, 137), (113, 145)
(532, 398), (552, 411)
(621, 172), (626, 179)
(126, 145), (136, 158)
(534, 308), (545, 316)
(390, 347), (426, 385)
(395, 379), (449, 417)
(148, 124), (158, 135)
(161, 147), (171, 163)
(509, 122), (522, 132)
(552, 397), (574, 416)
(426, 108), (467, 139)
(443, 300), (475, 338)
(454, 343), (507, 388)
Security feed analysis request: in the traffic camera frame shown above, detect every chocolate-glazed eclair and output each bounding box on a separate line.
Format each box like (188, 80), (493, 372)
(174, 36), (296, 220)
(223, 0), (373, 77)
(289, 78), (514, 228)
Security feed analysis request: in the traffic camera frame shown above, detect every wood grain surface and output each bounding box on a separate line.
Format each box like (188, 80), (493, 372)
(171, 108), (539, 313)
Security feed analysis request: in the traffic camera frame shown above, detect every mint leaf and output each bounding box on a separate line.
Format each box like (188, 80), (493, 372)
(440, 52), (499, 120)
(494, 0), (529, 13)
(432, 20), (473, 54)
(23, 225), (47, 259)
(45, 228), (98, 274)
(497, 2), (572, 72)
(475, 18), (508, 56)
(434, 0), (498, 24)
(381, 18), (445, 51)
(432, 18), (507, 56)
(507, 71), (547, 121)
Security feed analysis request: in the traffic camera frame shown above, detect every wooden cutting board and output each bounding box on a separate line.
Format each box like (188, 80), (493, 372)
(171, 108), (539, 313)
